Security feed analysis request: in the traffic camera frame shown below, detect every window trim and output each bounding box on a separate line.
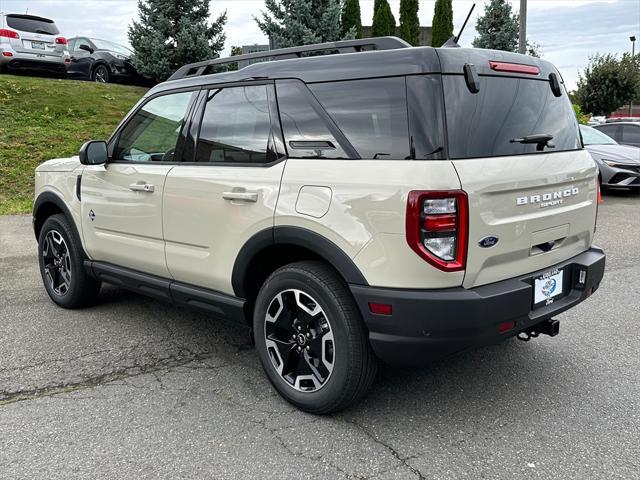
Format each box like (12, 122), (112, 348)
(107, 86), (202, 166)
(183, 80), (286, 168)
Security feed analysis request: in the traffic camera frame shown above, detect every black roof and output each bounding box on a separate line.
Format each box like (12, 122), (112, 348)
(148, 37), (563, 97)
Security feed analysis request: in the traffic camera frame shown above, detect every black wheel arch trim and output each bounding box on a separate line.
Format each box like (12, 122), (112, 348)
(231, 226), (369, 298)
(33, 191), (90, 259)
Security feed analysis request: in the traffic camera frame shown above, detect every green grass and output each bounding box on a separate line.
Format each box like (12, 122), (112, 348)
(0, 74), (148, 215)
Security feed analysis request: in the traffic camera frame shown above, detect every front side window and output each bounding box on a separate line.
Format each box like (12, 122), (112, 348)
(115, 91), (194, 162)
(195, 85), (272, 164)
(74, 38), (91, 53)
(443, 75), (580, 159)
(309, 77), (410, 159)
(621, 125), (640, 144)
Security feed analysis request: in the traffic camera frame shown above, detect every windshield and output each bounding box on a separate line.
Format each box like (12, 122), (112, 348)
(6, 15), (59, 35)
(89, 39), (133, 56)
(443, 75), (580, 159)
(580, 125), (618, 145)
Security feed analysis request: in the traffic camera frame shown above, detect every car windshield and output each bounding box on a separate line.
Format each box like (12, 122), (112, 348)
(89, 39), (133, 56)
(580, 125), (618, 145)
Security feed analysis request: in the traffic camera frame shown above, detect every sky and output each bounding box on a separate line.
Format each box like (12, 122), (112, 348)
(0, 0), (638, 90)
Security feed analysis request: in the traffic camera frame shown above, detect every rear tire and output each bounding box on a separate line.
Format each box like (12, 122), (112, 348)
(253, 261), (377, 414)
(38, 214), (101, 308)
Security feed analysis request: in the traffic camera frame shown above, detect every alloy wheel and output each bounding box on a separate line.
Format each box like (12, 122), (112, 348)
(94, 66), (108, 83)
(42, 230), (71, 296)
(264, 289), (335, 392)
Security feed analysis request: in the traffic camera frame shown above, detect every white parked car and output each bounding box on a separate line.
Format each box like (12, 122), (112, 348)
(0, 13), (70, 75)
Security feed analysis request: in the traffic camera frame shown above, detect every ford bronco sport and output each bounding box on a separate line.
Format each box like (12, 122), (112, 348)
(33, 37), (606, 413)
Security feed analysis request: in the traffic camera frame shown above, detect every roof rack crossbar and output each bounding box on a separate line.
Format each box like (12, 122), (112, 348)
(168, 36), (411, 81)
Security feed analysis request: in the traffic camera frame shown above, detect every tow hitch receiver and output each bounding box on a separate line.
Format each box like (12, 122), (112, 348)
(517, 319), (560, 341)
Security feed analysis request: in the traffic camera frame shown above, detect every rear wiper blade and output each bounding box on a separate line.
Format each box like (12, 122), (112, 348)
(510, 134), (555, 151)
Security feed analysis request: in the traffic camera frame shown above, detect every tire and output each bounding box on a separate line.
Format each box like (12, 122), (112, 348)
(253, 261), (377, 414)
(38, 214), (101, 308)
(92, 64), (109, 83)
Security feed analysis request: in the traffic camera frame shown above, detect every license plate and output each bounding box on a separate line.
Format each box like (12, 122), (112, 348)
(533, 269), (564, 306)
(31, 41), (46, 50)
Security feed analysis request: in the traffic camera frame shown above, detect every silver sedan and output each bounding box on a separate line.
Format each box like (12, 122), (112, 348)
(580, 125), (640, 190)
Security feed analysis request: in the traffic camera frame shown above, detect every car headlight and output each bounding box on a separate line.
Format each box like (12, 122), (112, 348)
(114, 53), (129, 61)
(603, 160), (634, 168)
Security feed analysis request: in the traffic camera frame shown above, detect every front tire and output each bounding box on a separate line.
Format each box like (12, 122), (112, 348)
(253, 261), (377, 414)
(38, 214), (101, 308)
(92, 64), (109, 83)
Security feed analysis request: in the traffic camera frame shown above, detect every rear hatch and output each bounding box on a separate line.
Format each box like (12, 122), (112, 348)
(437, 49), (598, 289)
(4, 14), (65, 59)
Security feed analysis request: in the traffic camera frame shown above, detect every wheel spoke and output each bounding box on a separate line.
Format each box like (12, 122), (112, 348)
(41, 230), (72, 297)
(263, 288), (335, 393)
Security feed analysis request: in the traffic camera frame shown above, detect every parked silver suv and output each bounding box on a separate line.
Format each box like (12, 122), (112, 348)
(0, 13), (69, 75)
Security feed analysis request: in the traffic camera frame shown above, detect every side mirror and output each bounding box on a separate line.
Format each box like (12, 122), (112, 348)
(79, 140), (108, 165)
(79, 44), (94, 54)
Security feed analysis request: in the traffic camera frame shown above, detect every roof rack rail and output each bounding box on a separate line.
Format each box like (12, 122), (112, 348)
(168, 36), (411, 81)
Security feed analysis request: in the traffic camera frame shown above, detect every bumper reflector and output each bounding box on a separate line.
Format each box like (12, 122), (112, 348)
(498, 320), (516, 333)
(369, 302), (392, 316)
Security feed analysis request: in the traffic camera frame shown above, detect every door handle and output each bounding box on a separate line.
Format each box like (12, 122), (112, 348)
(129, 183), (155, 193)
(222, 190), (258, 202)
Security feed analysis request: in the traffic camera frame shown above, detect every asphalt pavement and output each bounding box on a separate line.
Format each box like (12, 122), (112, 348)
(1, 192), (639, 479)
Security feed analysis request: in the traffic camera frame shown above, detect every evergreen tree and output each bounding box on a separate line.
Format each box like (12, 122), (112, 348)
(128, 0), (227, 82)
(399, 0), (420, 46)
(371, 0), (396, 37)
(431, 0), (453, 47)
(472, 0), (519, 51)
(255, 0), (353, 49)
(341, 0), (362, 39)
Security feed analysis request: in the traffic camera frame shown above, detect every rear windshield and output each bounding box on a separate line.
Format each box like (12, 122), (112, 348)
(443, 75), (580, 159)
(6, 15), (59, 35)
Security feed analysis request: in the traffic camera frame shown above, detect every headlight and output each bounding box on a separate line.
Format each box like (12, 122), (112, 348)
(114, 53), (129, 61)
(603, 160), (634, 168)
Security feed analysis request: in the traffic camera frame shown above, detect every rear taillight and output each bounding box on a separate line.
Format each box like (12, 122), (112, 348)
(2, 52), (13, 57)
(595, 176), (601, 233)
(489, 61), (540, 75)
(0, 29), (20, 39)
(406, 190), (468, 272)
(55, 37), (68, 45)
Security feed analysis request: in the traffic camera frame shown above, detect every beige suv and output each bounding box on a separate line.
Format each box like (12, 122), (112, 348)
(33, 38), (606, 413)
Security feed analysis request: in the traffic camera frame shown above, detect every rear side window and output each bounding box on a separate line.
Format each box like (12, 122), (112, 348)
(443, 75), (580, 159)
(276, 80), (348, 159)
(6, 15), (59, 35)
(309, 77), (410, 159)
(621, 125), (640, 144)
(195, 85), (271, 164)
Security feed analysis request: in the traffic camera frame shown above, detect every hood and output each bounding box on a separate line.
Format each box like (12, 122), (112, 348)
(36, 156), (82, 172)
(584, 144), (640, 164)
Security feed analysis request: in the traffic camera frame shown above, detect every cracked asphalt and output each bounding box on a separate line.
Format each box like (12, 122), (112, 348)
(1, 192), (639, 479)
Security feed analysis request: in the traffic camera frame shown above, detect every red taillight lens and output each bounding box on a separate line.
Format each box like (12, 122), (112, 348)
(406, 190), (468, 272)
(55, 37), (68, 45)
(0, 29), (20, 39)
(489, 61), (540, 75)
(2, 51), (13, 57)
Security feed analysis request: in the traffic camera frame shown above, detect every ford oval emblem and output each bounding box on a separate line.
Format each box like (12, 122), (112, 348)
(478, 236), (499, 248)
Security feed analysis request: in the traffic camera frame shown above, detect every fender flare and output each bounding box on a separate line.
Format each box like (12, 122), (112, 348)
(231, 226), (369, 298)
(33, 191), (89, 259)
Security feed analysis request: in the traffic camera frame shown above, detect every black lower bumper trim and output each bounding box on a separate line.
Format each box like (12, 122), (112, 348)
(350, 247), (605, 365)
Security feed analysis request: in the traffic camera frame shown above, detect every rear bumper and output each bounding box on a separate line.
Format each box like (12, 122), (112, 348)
(0, 57), (67, 73)
(350, 247), (606, 365)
